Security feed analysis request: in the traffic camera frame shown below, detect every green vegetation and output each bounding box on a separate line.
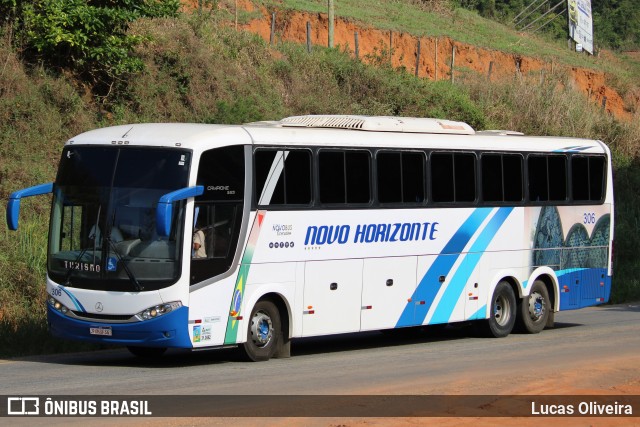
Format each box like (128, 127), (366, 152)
(0, 3), (639, 357)
(254, 0), (638, 94)
(0, 0), (180, 93)
(456, 0), (640, 51)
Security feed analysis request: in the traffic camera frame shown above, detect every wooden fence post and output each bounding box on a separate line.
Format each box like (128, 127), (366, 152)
(450, 44), (455, 83)
(328, 0), (335, 48)
(355, 31), (359, 59)
(434, 38), (438, 80)
(488, 61), (494, 80)
(270, 12), (276, 45)
(306, 21), (312, 53)
(415, 39), (421, 77)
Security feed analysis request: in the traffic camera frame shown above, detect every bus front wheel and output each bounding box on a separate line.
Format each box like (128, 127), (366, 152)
(516, 280), (550, 334)
(480, 281), (516, 338)
(239, 300), (281, 362)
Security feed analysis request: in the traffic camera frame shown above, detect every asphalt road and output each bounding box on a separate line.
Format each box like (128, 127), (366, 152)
(3, 302), (640, 398)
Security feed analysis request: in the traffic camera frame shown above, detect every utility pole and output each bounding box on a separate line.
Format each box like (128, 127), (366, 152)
(328, 0), (335, 48)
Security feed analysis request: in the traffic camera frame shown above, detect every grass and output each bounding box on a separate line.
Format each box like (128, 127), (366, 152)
(0, 12), (639, 357)
(252, 0), (639, 96)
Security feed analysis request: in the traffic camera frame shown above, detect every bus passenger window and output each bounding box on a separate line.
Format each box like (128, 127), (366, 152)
(528, 155), (549, 202)
(572, 155), (606, 202)
(255, 149), (312, 206)
(482, 153), (523, 203)
(528, 154), (567, 203)
(377, 151), (425, 203)
(548, 155), (567, 201)
(431, 152), (475, 203)
(319, 150), (371, 205)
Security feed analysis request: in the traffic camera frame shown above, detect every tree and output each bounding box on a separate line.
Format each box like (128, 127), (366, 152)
(1, 0), (180, 92)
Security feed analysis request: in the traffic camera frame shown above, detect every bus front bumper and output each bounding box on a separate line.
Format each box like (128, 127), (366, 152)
(47, 305), (192, 348)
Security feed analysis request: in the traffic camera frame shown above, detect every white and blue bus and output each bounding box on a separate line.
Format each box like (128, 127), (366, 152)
(7, 115), (614, 360)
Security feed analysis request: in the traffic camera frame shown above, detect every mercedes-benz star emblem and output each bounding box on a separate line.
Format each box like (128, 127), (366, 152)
(95, 302), (104, 312)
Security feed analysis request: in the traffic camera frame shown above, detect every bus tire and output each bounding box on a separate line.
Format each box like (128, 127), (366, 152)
(127, 346), (167, 358)
(239, 300), (281, 362)
(516, 280), (550, 334)
(481, 281), (516, 338)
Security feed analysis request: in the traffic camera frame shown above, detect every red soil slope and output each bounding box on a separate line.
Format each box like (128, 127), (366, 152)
(187, 1), (637, 121)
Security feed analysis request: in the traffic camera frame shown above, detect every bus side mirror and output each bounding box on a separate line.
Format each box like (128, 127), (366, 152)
(156, 186), (204, 237)
(6, 182), (54, 230)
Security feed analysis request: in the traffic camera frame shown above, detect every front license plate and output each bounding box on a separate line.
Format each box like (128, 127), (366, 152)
(89, 327), (112, 336)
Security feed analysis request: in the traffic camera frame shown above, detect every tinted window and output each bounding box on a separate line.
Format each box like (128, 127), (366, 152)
(431, 152), (475, 203)
(431, 153), (454, 202)
(255, 149), (312, 205)
(378, 152), (402, 203)
(455, 153), (476, 202)
(482, 153), (523, 202)
(548, 155), (567, 201)
(192, 145), (246, 285)
(319, 151), (345, 203)
(319, 150), (371, 204)
(377, 151), (425, 203)
(528, 155), (549, 202)
(503, 154), (523, 202)
(572, 155), (606, 202)
(528, 154), (567, 202)
(197, 145), (244, 201)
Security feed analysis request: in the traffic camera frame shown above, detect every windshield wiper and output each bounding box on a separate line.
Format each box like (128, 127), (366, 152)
(62, 247), (90, 287)
(104, 235), (143, 292)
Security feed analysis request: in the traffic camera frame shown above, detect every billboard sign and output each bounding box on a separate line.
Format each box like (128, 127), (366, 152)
(568, 0), (593, 54)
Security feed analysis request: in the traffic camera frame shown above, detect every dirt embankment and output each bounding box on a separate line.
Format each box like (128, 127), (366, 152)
(218, 0), (635, 121)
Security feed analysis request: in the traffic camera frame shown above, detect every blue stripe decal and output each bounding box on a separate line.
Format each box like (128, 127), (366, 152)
(59, 286), (86, 312)
(430, 207), (513, 324)
(553, 146), (592, 153)
(469, 304), (487, 320)
(395, 208), (492, 328)
(556, 268), (587, 277)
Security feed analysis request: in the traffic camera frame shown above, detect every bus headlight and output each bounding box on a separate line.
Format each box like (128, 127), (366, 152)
(135, 301), (182, 321)
(48, 296), (70, 316)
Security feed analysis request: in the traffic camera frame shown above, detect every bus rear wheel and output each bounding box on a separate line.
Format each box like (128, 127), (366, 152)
(239, 300), (281, 362)
(480, 281), (516, 338)
(516, 280), (550, 334)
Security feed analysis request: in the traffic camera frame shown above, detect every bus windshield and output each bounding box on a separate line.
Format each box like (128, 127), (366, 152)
(48, 146), (191, 291)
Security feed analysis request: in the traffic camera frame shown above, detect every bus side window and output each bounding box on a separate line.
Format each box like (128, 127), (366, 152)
(377, 151), (425, 204)
(190, 145), (245, 285)
(572, 155), (606, 202)
(528, 154), (567, 203)
(255, 149), (312, 206)
(318, 149), (371, 205)
(192, 204), (236, 260)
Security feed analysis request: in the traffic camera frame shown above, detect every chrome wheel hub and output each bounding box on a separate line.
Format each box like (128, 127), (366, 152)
(528, 292), (546, 321)
(250, 311), (273, 347)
